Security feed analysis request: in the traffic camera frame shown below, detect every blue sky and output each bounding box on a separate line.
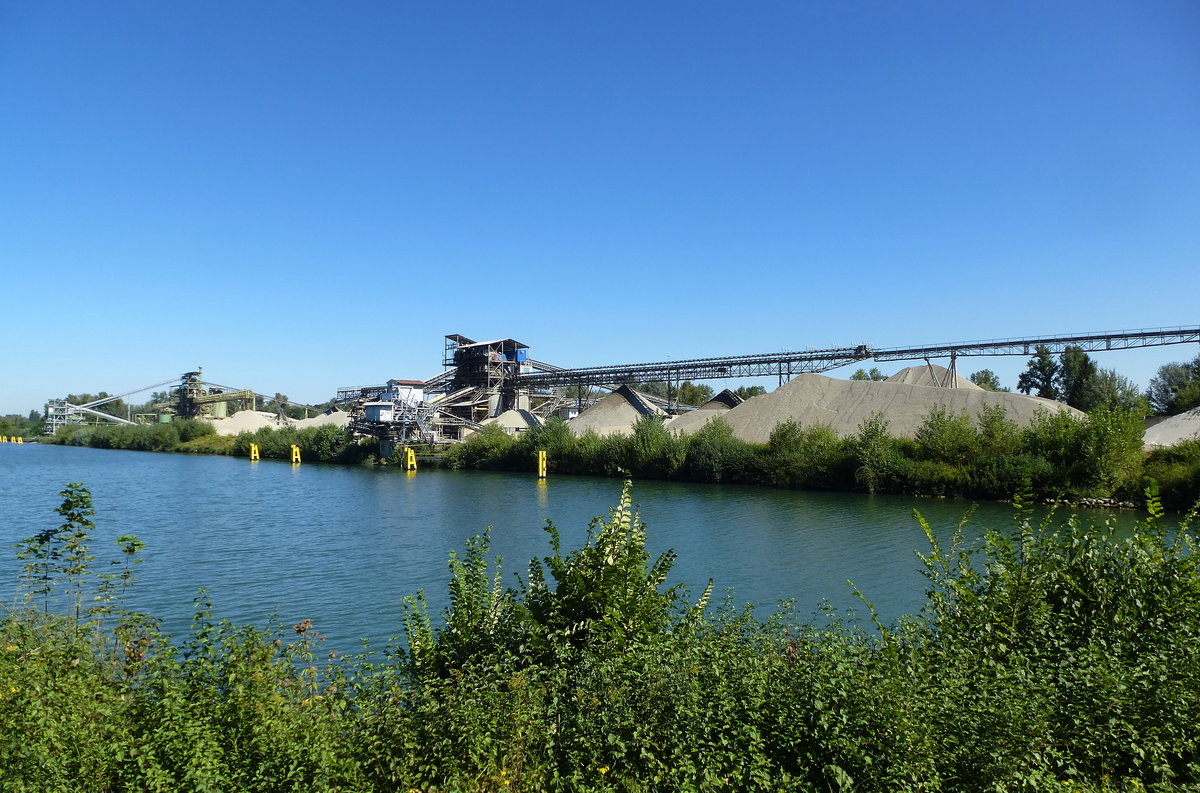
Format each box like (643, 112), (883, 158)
(2, 1), (1197, 414)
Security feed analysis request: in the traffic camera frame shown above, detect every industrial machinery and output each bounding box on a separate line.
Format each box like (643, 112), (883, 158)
(173, 370), (257, 418)
(44, 369), (260, 434)
(43, 376), (182, 434)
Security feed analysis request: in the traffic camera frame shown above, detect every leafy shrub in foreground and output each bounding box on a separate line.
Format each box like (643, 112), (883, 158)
(6, 480), (1199, 791)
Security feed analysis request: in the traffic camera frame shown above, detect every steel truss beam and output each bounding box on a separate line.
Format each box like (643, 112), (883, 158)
(516, 326), (1198, 389)
(517, 348), (870, 388)
(871, 326), (1200, 361)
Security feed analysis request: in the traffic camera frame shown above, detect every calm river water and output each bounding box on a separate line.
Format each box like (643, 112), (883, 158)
(0, 443), (1139, 652)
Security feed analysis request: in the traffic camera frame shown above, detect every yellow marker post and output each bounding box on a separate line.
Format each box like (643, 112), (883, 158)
(290, 444), (301, 465)
(249, 442), (260, 461)
(405, 447), (417, 471)
(537, 450), (548, 479)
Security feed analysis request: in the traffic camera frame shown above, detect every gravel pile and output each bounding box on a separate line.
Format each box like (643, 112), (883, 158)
(669, 371), (1080, 442)
(205, 410), (295, 436)
(1143, 406), (1200, 448)
(482, 409), (542, 432)
(886, 364), (982, 390)
(567, 386), (664, 437)
(294, 408), (350, 430)
(664, 394), (738, 436)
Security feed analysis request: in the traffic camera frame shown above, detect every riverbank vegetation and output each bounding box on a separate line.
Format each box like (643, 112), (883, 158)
(39, 402), (1199, 508)
(2, 480), (1198, 791)
(448, 406), (1199, 509)
(45, 419), (377, 465)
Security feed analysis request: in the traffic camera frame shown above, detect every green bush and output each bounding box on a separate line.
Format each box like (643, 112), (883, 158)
(445, 423), (517, 469)
(851, 413), (903, 494)
(5, 481), (1200, 791)
(1144, 438), (1200, 508)
(914, 406), (979, 467)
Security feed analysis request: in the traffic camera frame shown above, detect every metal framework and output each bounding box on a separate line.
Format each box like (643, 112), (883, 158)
(516, 326), (1200, 390)
(348, 401), (441, 444)
(44, 376), (182, 435)
(869, 326), (1200, 361)
(44, 371), (271, 434)
(517, 347), (871, 389)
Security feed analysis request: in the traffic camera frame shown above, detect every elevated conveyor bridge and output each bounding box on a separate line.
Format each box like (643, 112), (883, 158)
(516, 325), (1200, 390)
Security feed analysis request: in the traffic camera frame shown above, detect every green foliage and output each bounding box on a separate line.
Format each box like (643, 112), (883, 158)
(681, 417), (755, 483)
(1020, 407), (1145, 497)
(1091, 367), (1149, 414)
(1017, 346), (1145, 414)
(444, 423), (518, 469)
(1147, 354), (1200, 415)
(46, 419), (217, 454)
(7, 481), (1200, 791)
(16, 484), (98, 621)
(968, 368), (1005, 391)
(442, 402), (1162, 503)
(526, 481), (703, 658)
(733, 385), (767, 399)
(911, 482), (1200, 786)
(914, 406), (979, 467)
(849, 367), (887, 381)
(1059, 344), (1099, 409)
(1144, 438), (1200, 508)
(0, 411), (43, 438)
(852, 413), (901, 494)
(764, 420), (852, 489)
(677, 381), (715, 406)
(624, 415), (684, 477)
(1017, 345), (1061, 400)
(228, 424), (372, 464)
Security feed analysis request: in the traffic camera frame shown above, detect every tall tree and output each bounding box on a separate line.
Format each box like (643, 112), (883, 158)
(849, 367), (887, 381)
(1017, 345), (1061, 400)
(1091, 368), (1148, 414)
(733, 385), (767, 400)
(677, 381), (714, 406)
(1058, 345), (1099, 410)
(1146, 355), (1200, 415)
(632, 381), (670, 399)
(969, 369), (1006, 391)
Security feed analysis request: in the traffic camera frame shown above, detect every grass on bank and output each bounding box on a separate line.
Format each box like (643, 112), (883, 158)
(2, 480), (1198, 792)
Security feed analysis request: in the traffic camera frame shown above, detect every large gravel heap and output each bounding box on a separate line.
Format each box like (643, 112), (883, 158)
(482, 409), (543, 433)
(665, 365), (1080, 442)
(567, 385), (664, 437)
(664, 389), (744, 435)
(1144, 406), (1200, 448)
(205, 410), (295, 436)
(205, 407), (349, 436)
(886, 365), (982, 390)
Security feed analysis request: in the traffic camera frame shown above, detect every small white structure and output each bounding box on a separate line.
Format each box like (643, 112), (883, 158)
(384, 379), (425, 405)
(363, 378), (429, 426)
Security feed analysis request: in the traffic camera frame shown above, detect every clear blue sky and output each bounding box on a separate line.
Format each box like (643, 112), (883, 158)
(2, 1), (1197, 415)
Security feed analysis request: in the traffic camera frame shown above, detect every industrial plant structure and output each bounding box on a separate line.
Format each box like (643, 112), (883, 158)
(44, 369), (259, 434)
(336, 327), (1200, 446)
(42, 326), (1200, 443)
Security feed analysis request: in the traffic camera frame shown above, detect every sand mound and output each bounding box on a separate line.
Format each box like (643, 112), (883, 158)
(1143, 407), (1200, 448)
(483, 409), (543, 433)
(676, 373), (1080, 443)
(665, 390), (744, 435)
(205, 410), (296, 436)
(294, 408), (351, 430)
(886, 364), (982, 390)
(567, 386), (664, 437)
